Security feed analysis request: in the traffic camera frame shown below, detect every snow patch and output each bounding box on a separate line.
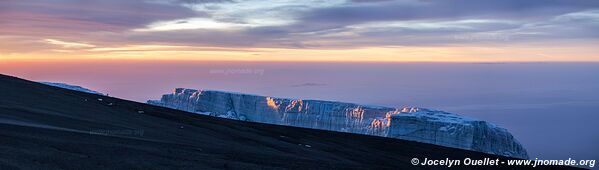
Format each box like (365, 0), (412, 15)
(41, 82), (104, 95)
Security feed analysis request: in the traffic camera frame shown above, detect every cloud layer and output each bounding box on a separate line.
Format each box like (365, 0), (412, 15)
(1, 0), (598, 60)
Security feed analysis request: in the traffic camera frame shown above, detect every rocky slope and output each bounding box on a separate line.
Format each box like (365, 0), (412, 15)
(148, 88), (529, 159)
(4, 74), (569, 169)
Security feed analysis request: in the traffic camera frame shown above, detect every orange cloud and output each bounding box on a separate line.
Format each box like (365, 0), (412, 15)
(3, 42), (599, 62)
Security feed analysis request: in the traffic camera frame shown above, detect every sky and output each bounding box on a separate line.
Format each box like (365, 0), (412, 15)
(1, 0), (599, 62)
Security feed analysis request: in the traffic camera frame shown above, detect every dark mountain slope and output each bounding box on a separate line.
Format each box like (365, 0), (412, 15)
(0, 74), (577, 169)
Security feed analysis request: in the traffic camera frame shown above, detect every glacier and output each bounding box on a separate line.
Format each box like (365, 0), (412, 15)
(148, 88), (529, 159)
(40, 82), (104, 95)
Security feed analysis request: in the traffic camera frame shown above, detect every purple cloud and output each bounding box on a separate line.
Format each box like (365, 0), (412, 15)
(0, 0), (198, 35)
(1, 0), (598, 51)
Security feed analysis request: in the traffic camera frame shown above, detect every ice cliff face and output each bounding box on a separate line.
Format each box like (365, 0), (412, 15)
(148, 88), (528, 159)
(40, 82), (104, 95)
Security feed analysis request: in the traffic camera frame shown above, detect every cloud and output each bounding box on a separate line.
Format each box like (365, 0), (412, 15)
(291, 83), (328, 87)
(0, 0), (198, 36)
(134, 18), (251, 31)
(119, 0), (599, 49)
(174, 0), (234, 4)
(299, 0), (599, 26)
(44, 39), (96, 48)
(0, 0), (202, 53)
(1, 0), (599, 58)
(350, 0), (394, 3)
